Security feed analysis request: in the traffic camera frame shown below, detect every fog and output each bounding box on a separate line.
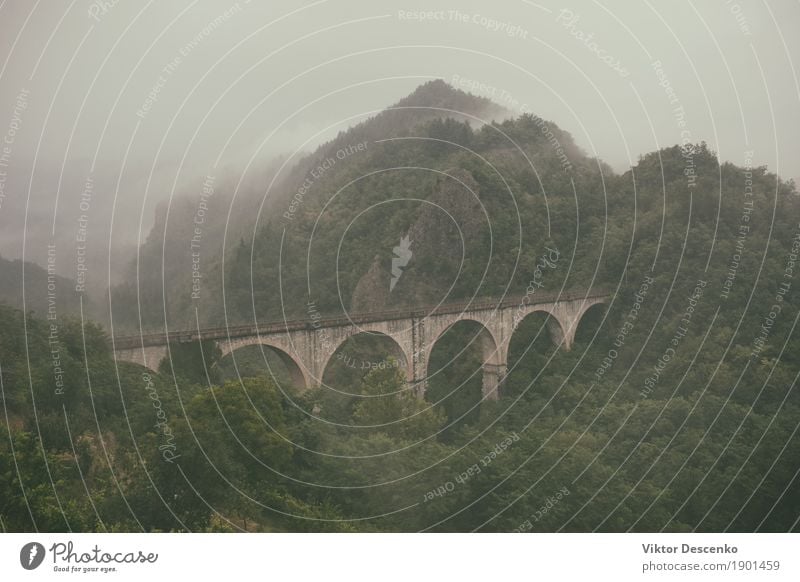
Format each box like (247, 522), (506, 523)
(0, 0), (798, 285)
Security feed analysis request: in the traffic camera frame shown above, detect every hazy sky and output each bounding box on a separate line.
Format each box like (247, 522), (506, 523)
(1, 0), (798, 271)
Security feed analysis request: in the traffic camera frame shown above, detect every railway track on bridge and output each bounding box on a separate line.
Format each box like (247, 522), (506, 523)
(112, 288), (610, 350)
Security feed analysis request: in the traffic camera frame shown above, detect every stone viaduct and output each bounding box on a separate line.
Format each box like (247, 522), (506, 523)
(113, 289), (609, 400)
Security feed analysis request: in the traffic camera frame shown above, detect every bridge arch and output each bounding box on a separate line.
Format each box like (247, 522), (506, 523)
(426, 318), (505, 400)
(218, 339), (309, 390)
(512, 308), (568, 349)
(113, 345), (168, 374)
(510, 294), (610, 352)
(573, 301), (608, 345)
(321, 329), (413, 388)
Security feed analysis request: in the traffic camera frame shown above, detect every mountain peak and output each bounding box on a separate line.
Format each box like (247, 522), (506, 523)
(394, 79), (507, 119)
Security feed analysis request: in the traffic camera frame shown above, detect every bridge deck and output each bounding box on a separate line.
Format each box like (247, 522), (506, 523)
(112, 288), (609, 350)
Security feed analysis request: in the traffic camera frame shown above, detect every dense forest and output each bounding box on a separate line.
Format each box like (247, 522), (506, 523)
(2, 81), (799, 532)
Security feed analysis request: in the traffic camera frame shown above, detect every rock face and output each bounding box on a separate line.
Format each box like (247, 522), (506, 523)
(350, 168), (484, 312)
(350, 257), (392, 312)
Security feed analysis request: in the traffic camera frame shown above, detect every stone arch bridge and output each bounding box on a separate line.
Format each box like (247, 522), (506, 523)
(113, 289), (609, 400)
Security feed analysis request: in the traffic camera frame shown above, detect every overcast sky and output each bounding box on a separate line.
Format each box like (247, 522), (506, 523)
(1, 0), (798, 271)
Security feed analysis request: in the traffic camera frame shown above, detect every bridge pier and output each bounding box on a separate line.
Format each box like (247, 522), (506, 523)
(546, 317), (569, 350)
(481, 363), (506, 400)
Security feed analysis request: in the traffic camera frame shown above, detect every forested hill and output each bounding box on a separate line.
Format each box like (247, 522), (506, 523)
(110, 80), (799, 337)
(108, 79), (587, 330)
(0, 255), (85, 318)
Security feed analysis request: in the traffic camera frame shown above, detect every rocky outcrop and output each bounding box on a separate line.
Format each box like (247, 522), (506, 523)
(351, 168), (485, 312)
